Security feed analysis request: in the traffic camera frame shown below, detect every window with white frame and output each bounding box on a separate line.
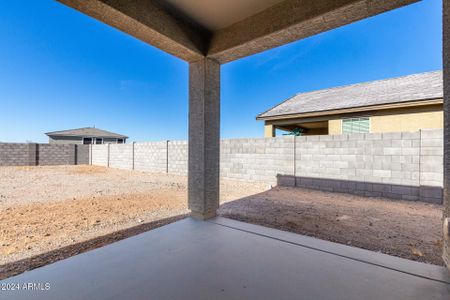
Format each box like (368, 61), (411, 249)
(342, 117), (370, 133)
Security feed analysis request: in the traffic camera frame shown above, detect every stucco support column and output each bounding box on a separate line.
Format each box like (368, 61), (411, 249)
(264, 124), (276, 138)
(443, 0), (450, 270)
(188, 58), (220, 220)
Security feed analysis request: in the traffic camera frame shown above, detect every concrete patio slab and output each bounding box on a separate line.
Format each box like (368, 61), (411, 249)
(1, 217), (449, 300)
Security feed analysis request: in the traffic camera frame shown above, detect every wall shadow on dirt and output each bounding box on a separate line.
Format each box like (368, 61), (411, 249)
(0, 214), (187, 280)
(276, 174), (443, 204)
(218, 186), (443, 266)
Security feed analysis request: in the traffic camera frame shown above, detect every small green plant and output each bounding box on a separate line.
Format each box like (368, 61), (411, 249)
(283, 128), (304, 136)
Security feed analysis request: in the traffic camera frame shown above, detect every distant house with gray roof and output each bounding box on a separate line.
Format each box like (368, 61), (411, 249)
(46, 127), (128, 144)
(257, 70), (443, 137)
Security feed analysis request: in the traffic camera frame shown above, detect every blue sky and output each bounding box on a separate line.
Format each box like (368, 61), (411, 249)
(0, 0), (442, 143)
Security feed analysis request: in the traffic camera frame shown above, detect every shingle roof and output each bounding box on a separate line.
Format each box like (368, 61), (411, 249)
(257, 70), (443, 119)
(45, 127), (128, 139)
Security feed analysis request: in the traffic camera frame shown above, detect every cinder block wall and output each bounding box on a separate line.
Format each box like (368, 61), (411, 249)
(38, 144), (76, 165)
(90, 129), (444, 204)
(76, 145), (90, 165)
(109, 144), (134, 170)
(168, 141), (187, 175)
(91, 144), (108, 167)
(0, 143), (90, 166)
(221, 137), (294, 184)
(0, 143), (33, 166)
(135, 141), (167, 173)
(293, 130), (442, 203)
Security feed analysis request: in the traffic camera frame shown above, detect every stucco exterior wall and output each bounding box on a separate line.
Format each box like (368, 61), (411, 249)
(371, 110), (443, 133)
(49, 136), (126, 144)
(264, 124), (275, 138)
(269, 104), (443, 136)
(328, 119), (342, 135)
(49, 136), (83, 144)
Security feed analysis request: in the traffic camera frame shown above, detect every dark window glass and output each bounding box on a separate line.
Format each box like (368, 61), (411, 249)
(83, 138), (92, 144)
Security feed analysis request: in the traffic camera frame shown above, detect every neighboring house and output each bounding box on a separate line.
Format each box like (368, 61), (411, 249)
(46, 127), (128, 144)
(257, 70), (443, 137)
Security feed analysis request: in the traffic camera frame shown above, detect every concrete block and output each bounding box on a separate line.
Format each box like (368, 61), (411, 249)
(306, 136), (320, 142)
(356, 182), (372, 191)
(382, 132), (402, 140)
(401, 132), (420, 140)
(420, 186), (443, 200)
(383, 147), (401, 155)
(420, 172), (443, 185)
(391, 185), (418, 196)
(373, 170), (391, 178)
(401, 148), (420, 156)
(372, 183), (391, 193)
(421, 138), (443, 147)
(365, 191), (383, 197)
(420, 129), (443, 139)
(402, 163), (419, 172)
(348, 133), (365, 140)
(420, 155), (443, 164)
(421, 147), (443, 156)
(364, 132), (383, 140)
(277, 175), (295, 187)
(333, 134), (349, 141)
(402, 195), (419, 201)
(377, 192), (394, 200)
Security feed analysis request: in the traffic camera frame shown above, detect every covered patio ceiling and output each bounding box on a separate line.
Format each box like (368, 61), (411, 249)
(56, 0), (420, 63)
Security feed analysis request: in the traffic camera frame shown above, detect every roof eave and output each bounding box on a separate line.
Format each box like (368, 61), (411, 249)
(256, 98), (443, 121)
(46, 134), (128, 139)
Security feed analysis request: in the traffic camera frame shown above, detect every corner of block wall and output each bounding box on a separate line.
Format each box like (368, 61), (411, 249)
(444, 217), (450, 267)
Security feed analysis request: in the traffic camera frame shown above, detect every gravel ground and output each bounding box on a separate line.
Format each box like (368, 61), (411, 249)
(0, 165), (444, 279)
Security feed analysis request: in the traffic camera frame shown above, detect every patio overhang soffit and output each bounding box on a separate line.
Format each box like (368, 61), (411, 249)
(56, 0), (419, 64)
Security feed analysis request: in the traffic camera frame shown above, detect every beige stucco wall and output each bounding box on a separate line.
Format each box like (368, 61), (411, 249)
(328, 105), (443, 134)
(264, 124), (275, 137)
(328, 119), (342, 135)
(370, 110), (443, 133)
(264, 104), (443, 136)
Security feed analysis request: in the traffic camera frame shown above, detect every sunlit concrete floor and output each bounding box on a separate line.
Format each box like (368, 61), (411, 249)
(2, 217), (450, 300)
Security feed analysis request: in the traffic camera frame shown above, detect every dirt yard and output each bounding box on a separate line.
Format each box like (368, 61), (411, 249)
(0, 165), (444, 279)
(219, 187), (443, 266)
(0, 165), (267, 279)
